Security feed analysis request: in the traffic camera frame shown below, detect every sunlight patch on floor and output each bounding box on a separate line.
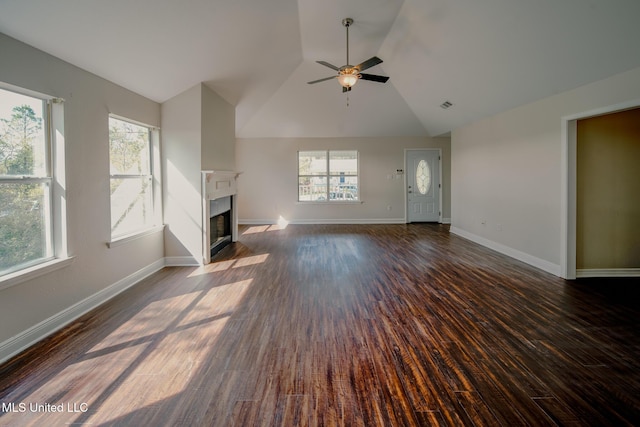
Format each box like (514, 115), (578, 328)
(87, 293), (200, 353)
(242, 216), (289, 234)
(73, 279), (254, 425)
(188, 254), (270, 277)
(242, 225), (270, 234)
(177, 279), (253, 328)
(5, 342), (149, 426)
(233, 254), (269, 268)
(188, 260), (236, 276)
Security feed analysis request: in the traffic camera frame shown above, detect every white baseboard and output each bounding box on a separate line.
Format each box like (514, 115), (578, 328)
(164, 256), (199, 266)
(239, 218), (453, 225)
(238, 219), (276, 225)
(239, 218), (407, 225)
(0, 259), (165, 364)
(292, 218), (407, 224)
(576, 268), (640, 278)
(449, 226), (561, 277)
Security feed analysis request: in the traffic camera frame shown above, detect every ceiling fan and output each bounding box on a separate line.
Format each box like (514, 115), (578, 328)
(307, 18), (389, 92)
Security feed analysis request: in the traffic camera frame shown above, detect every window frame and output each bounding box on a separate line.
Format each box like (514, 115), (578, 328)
(0, 83), (70, 288)
(108, 114), (160, 243)
(297, 150), (360, 203)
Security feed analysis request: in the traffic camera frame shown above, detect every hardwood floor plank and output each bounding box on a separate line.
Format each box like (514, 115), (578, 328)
(532, 396), (583, 426)
(455, 391), (501, 426)
(1, 223), (639, 426)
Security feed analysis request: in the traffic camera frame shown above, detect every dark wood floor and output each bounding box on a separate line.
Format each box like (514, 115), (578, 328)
(1, 224), (639, 426)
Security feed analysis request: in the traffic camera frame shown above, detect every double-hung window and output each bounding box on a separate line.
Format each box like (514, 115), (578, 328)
(0, 85), (64, 281)
(298, 150), (359, 202)
(108, 116), (157, 240)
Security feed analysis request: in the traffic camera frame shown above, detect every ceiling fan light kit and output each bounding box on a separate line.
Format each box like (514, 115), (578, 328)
(337, 71), (359, 89)
(308, 17), (389, 93)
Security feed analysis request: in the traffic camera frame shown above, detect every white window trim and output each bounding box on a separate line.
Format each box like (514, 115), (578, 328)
(0, 84), (69, 287)
(0, 257), (74, 291)
(107, 224), (164, 248)
(107, 115), (162, 244)
(298, 150), (360, 203)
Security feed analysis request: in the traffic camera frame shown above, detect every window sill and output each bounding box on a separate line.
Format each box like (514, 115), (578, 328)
(107, 224), (165, 248)
(0, 257), (75, 291)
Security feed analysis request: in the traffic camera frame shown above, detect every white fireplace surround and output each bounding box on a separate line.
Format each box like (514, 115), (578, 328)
(201, 170), (240, 264)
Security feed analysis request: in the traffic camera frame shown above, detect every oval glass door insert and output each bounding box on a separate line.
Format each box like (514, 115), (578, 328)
(416, 159), (431, 195)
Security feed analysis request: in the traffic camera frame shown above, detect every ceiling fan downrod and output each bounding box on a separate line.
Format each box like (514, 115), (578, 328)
(343, 18), (353, 66)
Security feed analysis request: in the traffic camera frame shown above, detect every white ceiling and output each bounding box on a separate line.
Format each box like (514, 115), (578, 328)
(2, 0), (640, 137)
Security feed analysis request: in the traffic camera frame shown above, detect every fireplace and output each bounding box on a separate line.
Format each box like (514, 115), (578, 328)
(209, 196), (232, 257)
(202, 170), (240, 264)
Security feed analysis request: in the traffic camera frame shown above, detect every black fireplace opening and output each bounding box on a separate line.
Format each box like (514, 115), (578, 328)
(210, 209), (232, 257)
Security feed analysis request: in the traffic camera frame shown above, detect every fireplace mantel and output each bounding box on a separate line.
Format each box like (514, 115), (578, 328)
(202, 170), (241, 200)
(201, 170), (240, 264)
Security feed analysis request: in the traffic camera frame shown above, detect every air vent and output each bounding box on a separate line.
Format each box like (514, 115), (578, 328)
(440, 101), (453, 109)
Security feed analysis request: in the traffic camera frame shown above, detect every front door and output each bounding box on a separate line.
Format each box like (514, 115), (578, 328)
(406, 149), (440, 222)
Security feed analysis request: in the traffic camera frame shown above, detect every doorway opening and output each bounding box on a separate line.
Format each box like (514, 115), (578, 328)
(561, 100), (640, 279)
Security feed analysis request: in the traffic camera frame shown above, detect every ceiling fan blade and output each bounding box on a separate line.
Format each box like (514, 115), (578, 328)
(316, 61), (340, 71)
(360, 73), (389, 83)
(354, 56), (383, 72)
(308, 76), (337, 84)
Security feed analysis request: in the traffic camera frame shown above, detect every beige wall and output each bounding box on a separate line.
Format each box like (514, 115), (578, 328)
(0, 33), (163, 358)
(236, 136), (450, 224)
(0, 36), (235, 361)
(201, 85), (235, 171)
(162, 84), (202, 262)
(451, 66), (640, 276)
(162, 83), (236, 264)
(576, 108), (640, 269)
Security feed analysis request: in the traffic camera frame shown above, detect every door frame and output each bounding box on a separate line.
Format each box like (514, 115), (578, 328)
(404, 148), (442, 224)
(561, 98), (640, 279)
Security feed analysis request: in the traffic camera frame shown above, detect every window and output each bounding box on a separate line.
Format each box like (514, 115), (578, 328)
(109, 116), (156, 239)
(416, 159), (431, 195)
(0, 85), (63, 279)
(298, 150), (358, 202)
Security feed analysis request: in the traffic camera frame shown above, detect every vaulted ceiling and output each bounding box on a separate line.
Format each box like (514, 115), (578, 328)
(2, 0), (640, 138)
